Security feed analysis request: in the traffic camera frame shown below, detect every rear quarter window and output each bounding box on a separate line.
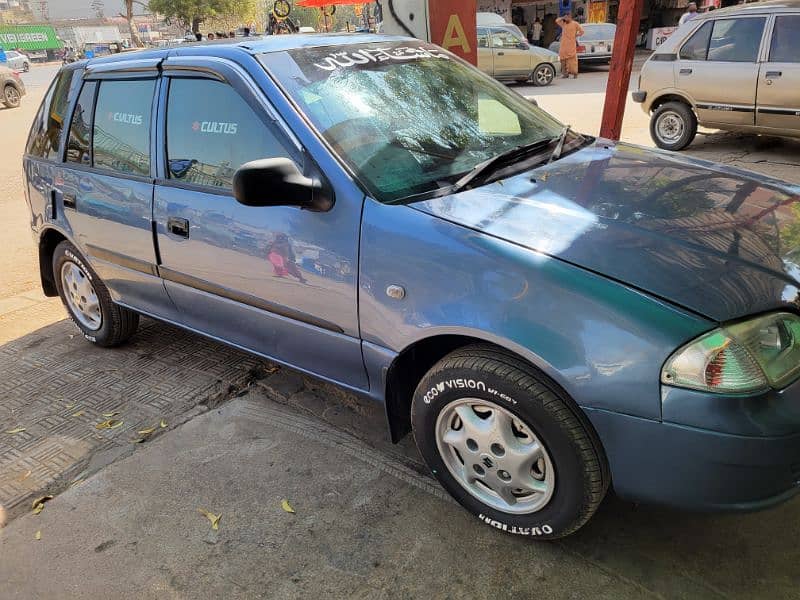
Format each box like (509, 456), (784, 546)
(25, 69), (77, 160)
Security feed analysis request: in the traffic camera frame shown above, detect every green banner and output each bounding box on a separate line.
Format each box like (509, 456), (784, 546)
(0, 25), (62, 51)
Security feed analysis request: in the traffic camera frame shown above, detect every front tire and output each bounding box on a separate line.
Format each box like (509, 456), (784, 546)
(411, 345), (608, 540)
(52, 240), (139, 347)
(650, 101), (697, 151)
(533, 63), (555, 87)
(3, 84), (21, 108)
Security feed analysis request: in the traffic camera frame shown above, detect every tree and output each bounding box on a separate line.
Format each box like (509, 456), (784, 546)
(122, 0), (145, 48)
(148, 0), (256, 34)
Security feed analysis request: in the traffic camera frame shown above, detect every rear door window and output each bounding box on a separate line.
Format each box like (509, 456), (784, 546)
(769, 15), (800, 62)
(165, 78), (291, 189)
(92, 79), (155, 177)
(707, 18), (766, 62)
(25, 69), (77, 160)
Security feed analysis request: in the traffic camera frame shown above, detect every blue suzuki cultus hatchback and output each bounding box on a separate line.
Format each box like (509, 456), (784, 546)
(24, 35), (800, 538)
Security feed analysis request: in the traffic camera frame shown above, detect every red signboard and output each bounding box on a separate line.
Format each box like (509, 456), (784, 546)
(428, 0), (478, 65)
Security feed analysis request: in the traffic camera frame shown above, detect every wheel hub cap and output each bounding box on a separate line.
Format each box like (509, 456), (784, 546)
(60, 261), (102, 330)
(435, 398), (555, 515)
(657, 111), (684, 142)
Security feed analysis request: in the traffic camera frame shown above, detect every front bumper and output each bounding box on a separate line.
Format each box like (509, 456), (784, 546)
(585, 407), (800, 511)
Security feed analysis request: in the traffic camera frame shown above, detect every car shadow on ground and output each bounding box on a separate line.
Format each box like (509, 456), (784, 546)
(1, 318), (798, 597)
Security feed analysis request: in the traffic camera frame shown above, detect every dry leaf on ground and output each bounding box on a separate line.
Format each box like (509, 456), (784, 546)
(34, 530), (41, 540)
(198, 508), (222, 530)
(159, 419), (168, 428)
(281, 499), (295, 514)
(5, 427), (26, 434)
(72, 411), (84, 418)
(31, 495), (53, 515)
(95, 419), (123, 430)
(102, 412), (119, 418)
(17, 470), (32, 482)
(137, 426), (156, 435)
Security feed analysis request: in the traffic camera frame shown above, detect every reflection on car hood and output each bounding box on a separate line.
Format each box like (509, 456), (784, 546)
(414, 142), (800, 322)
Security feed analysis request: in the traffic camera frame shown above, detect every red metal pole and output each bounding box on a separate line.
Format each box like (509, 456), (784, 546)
(599, 0), (644, 140)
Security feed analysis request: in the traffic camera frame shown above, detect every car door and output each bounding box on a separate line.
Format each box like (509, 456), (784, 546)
(477, 27), (494, 76)
(152, 57), (366, 388)
(675, 16), (767, 127)
(58, 63), (178, 320)
(489, 27), (533, 79)
(756, 14), (800, 132)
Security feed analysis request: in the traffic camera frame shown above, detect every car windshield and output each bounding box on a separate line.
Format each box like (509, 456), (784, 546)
(580, 24), (616, 40)
(260, 42), (564, 203)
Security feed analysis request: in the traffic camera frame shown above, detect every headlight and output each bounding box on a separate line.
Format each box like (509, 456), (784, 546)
(661, 312), (800, 393)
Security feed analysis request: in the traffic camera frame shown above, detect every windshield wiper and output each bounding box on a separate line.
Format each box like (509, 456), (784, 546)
(548, 125), (572, 164)
(450, 128), (583, 194)
(450, 138), (556, 194)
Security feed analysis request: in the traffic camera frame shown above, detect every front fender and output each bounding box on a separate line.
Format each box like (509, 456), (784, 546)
(358, 199), (712, 420)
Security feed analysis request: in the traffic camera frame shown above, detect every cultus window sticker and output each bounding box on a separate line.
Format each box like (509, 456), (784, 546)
(192, 121), (239, 135)
(109, 111), (143, 125)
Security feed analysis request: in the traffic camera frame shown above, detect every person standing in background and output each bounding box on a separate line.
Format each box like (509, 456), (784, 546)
(555, 14), (584, 79)
(531, 18), (543, 46)
(679, 2), (700, 24)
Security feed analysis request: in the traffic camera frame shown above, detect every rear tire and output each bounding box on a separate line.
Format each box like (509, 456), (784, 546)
(650, 101), (697, 151)
(3, 84), (21, 108)
(52, 240), (139, 347)
(411, 345), (608, 540)
(532, 63), (555, 87)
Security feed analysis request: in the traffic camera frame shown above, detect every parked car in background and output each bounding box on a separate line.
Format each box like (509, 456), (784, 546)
(478, 25), (560, 85)
(635, 1), (800, 151)
(1, 66), (25, 108)
(549, 23), (616, 64)
(4, 50), (30, 72)
(23, 35), (800, 541)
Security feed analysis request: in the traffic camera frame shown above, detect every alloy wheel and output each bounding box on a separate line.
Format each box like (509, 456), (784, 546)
(535, 65), (554, 86)
(4, 86), (20, 105)
(60, 261), (102, 330)
(435, 398), (555, 514)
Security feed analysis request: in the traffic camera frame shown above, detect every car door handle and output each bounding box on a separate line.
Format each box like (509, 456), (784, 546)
(63, 194), (76, 209)
(497, 51), (505, 56)
(167, 217), (189, 238)
(766, 71), (782, 78)
(679, 68), (692, 75)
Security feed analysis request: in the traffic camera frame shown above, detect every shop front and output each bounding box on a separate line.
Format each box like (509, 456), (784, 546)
(478, 0), (723, 49)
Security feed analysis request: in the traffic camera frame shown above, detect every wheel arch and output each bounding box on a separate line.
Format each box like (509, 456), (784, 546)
(648, 91), (695, 115)
(383, 330), (583, 444)
(38, 227), (68, 297)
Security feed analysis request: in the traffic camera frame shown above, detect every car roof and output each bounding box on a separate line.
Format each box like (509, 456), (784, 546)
(694, 0), (800, 17)
(82, 33), (417, 69)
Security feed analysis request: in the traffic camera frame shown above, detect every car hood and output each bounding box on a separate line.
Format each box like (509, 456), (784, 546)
(413, 141), (800, 322)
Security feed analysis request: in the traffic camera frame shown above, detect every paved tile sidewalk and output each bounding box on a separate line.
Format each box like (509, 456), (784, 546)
(0, 308), (271, 522)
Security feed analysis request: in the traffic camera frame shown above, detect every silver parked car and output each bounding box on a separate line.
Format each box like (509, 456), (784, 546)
(549, 23), (616, 64)
(477, 25), (561, 86)
(634, 0), (800, 150)
(4, 50), (30, 72)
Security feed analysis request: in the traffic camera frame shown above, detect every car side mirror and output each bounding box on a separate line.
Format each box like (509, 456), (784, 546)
(233, 158), (333, 212)
(518, 41), (529, 50)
